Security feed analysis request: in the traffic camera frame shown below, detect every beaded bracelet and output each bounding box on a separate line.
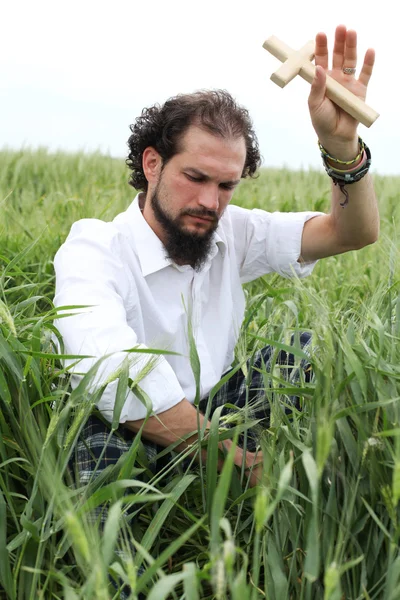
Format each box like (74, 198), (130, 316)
(318, 136), (365, 166)
(320, 141), (372, 207)
(328, 150), (367, 174)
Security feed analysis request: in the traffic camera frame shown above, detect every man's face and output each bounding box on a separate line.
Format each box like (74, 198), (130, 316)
(143, 125), (247, 269)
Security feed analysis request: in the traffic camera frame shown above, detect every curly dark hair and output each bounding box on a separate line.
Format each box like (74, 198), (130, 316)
(126, 89), (262, 192)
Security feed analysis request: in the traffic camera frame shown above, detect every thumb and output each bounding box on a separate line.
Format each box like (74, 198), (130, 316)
(308, 65), (326, 112)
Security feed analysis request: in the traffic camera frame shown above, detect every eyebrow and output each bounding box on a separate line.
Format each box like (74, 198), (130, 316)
(185, 167), (241, 186)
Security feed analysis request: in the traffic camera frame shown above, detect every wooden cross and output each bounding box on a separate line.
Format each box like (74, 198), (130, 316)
(263, 36), (379, 127)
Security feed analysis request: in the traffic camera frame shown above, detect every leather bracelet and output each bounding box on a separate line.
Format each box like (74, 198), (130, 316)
(321, 141), (372, 207)
(318, 136), (365, 165)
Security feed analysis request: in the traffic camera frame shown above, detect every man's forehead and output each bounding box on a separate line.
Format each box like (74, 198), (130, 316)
(179, 124), (245, 150)
(176, 125), (246, 173)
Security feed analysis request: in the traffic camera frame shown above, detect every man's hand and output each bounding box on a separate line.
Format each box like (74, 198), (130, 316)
(308, 24), (375, 160)
(226, 440), (264, 487)
(244, 448), (264, 487)
(124, 400), (264, 486)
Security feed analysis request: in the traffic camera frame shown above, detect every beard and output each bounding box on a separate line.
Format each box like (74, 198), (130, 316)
(150, 183), (219, 272)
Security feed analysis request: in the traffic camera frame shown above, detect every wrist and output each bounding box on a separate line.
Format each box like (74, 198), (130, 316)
(320, 138), (372, 207)
(221, 439), (244, 467)
(318, 136), (359, 164)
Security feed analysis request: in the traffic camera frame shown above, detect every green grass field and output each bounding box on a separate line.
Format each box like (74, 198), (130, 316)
(1, 148), (400, 599)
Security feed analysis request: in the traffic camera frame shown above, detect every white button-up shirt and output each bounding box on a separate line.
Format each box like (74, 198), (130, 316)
(53, 195), (320, 422)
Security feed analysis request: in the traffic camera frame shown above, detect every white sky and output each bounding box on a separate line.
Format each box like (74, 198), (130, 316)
(1, 0), (398, 174)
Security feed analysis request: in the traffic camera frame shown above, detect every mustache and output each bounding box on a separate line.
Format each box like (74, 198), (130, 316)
(181, 208), (219, 222)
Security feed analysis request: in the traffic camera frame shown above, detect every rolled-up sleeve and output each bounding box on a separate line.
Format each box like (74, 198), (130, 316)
(53, 220), (185, 422)
(229, 206), (323, 283)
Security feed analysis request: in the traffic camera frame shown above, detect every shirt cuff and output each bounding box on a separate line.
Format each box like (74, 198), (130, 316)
(92, 354), (185, 423)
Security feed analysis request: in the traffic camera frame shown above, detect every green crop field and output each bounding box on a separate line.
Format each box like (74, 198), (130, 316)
(1, 148), (400, 599)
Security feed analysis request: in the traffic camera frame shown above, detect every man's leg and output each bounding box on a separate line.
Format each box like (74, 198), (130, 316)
(69, 413), (157, 599)
(199, 332), (313, 451)
(70, 413), (158, 484)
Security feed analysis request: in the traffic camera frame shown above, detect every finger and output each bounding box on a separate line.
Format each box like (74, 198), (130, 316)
(314, 32), (329, 70)
(308, 65), (326, 112)
(358, 47), (375, 87)
(343, 29), (357, 73)
(332, 24), (347, 70)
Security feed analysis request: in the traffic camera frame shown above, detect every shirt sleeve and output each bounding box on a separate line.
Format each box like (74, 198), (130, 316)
(53, 219), (185, 423)
(228, 205), (324, 284)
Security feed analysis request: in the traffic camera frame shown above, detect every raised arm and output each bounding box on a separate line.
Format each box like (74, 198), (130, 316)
(300, 25), (379, 263)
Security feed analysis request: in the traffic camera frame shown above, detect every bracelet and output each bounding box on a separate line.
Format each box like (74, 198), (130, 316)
(328, 150), (367, 174)
(321, 141), (372, 208)
(318, 136), (365, 165)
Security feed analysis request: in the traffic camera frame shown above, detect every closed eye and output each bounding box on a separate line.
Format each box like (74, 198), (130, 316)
(219, 183), (237, 191)
(185, 172), (238, 190)
(185, 174), (204, 183)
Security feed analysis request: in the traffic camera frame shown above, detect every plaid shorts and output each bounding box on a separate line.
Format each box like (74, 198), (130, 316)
(70, 332), (312, 485)
(199, 331), (312, 449)
(69, 334), (312, 597)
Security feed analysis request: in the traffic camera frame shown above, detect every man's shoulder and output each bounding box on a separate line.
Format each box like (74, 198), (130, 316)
(225, 203), (249, 217)
(55, 218), (128, 265)
(65, 218), (122, 246)
(221, 204), (249, 227)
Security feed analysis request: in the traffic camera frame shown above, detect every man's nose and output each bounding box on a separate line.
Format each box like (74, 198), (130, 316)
(197, 184), (219, 212)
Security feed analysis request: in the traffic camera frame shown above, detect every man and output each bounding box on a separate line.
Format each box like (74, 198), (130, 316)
(54, 25), (378, 488)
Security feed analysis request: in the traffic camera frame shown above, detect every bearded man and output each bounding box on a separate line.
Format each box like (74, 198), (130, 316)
(54, 25), (378, 489)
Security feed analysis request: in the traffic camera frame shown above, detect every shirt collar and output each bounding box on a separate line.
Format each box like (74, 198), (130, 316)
(126, 194), (226, 277)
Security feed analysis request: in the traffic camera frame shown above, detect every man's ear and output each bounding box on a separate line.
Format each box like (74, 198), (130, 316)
(142, 147), (162, 185)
